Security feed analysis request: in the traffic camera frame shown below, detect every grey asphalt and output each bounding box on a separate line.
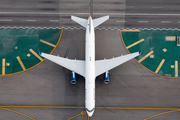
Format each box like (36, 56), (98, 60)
(0, 0), (180, 120)
(1, 0), (180, 29)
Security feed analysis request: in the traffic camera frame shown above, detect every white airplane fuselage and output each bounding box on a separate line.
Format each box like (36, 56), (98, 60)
(40, 14), (140, 118)
(85, 16), (95, 117)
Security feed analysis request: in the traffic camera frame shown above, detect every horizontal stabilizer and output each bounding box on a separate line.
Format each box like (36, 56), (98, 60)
(71, 16), (87, 28)
(93, 15), (109, 28)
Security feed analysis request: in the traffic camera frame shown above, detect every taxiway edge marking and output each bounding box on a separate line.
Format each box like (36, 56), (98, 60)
(1, 108), (35, 120)
(144, 109), (180, 120)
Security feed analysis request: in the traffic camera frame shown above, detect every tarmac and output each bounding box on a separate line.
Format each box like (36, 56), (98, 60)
(0, 0), (180, 120)
(0, 30), (180, 120)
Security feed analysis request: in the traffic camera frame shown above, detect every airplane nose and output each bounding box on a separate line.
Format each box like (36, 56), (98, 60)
(86, 110), (94, 117)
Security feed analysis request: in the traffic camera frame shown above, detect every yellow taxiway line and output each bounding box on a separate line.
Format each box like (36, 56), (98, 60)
(0, 29), (63, 76)
(144, 109), (180, 120)
(138, 51), (154, 63)
(155, 59), (165, 74)
(68, 113), (81, 120)
(40, 39), (56, 47)
(1, 108), (35, 120)
(2, 59), (5, 75)
(0, 105), (179, 120)
(126, 39), (144, 49)
(0, 106), (85, 109)
(95, 107), (178, 111)
(121, 30), (141, 32)
(68, 110), (86, 120)
(175, 61), (178, 77)
(16, 56), (26, 71)
(29, 49), (43, 61)
(0, 106), (178, 111)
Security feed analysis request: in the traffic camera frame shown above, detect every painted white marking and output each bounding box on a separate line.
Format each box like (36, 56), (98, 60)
(178, 21), (180, 23)
(1, 12), (180, 16)
(116, 21), (126, 22)
(49, 20), (59, 22)
(152, 6), (163, 8)
(138, 21), (149, 23)
(26, 20), (36, 22)
(161, 21), (171, 23)
(0, 19), (12, 21)
(126, 6), (135, 8)
(0, 5), (11, 7)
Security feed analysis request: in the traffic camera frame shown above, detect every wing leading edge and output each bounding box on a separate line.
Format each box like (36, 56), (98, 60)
(40, 52), (85, 77)
(40, 51), (140, 78)
(95, 52), (140, 77)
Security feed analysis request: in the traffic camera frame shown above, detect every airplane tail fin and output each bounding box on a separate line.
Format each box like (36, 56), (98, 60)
(89, 0), (93, 17)
(71, 0), (109, 29)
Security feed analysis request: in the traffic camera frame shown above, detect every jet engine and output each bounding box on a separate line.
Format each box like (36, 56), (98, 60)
(103, 71), (110, 84)
(70, 71), (77, 84)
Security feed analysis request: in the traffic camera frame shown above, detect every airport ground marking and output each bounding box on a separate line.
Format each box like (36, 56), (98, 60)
(0, 29), (63, 76)
(150, 55), (154, 58)
(155, 59), (165, 74)
(175, 61), (178, 77)
(0, 105), (179, 120)
(2, 59), (5, 75)
(120, 30), (180, 78)
(3, 12), (180, 16)
(68, 113), (81, 120)
(16, 56), (26, 71)
(40, 39), (56, 47)
(165, 74), (171, 77)
(1, 108), (35, 120)
(29, 49), (43, 61)
(144, 109), (180, 120)
(68, 110), (87, 120)
(0, 106), (178, 111)
(0, 19), (12, 21)
(121, 29), (140, 32)
(138, 51), (154, 63)
(162, 48), (167, 52)
(165, 36), (176, 41)
(126, 39), (144, 49)
(49, 20), (59, 22)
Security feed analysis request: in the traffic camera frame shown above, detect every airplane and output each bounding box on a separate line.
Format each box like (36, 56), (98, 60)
(39, 0), (140, 117)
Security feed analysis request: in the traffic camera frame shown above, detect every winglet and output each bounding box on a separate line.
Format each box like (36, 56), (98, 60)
(139, 48), (142, 54)
(38, 48), (42, 56)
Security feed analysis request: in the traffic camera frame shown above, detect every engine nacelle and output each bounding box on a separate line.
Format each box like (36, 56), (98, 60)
(70, 72), (77, 84)
(103, 71), (110, 84)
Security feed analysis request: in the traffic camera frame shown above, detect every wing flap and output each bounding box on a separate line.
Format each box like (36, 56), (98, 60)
(95, 52), (140, 77)
(41, 52), (85, 77)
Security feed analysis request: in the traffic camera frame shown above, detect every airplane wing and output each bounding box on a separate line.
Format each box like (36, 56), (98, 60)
(95, 52), (140, 77)
(40, 52), (85, 77)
